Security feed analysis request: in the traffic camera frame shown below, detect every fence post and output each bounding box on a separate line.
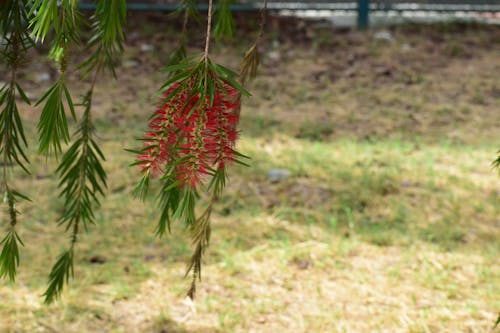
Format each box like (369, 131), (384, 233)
(357, 0), (370, 29)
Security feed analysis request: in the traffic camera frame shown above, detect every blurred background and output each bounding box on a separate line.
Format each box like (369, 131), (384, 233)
(0, 1), (499, 332)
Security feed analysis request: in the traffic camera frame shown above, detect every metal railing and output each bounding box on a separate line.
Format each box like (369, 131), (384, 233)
(79, 0), (500, 28)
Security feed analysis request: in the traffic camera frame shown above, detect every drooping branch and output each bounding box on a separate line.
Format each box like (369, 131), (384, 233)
(166, 0), (199, 71)
(214, 0), (235, 41)
(31, 0), (79, 155)
(130, 0), (255, 299)
(44, 87), (107, 303)
(44, 0), (126, 304)
(240, 0), (268, 84)
(0, 0), (33, 283)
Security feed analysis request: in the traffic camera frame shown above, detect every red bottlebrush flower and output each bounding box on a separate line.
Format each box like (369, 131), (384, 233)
(137, 80), (242, 189)
(203, 85), (241, 169)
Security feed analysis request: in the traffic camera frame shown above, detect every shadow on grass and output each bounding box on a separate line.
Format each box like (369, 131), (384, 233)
(145, 317), (219, 333)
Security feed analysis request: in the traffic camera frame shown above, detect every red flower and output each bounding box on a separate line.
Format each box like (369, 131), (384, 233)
(137, 80), (241, 189)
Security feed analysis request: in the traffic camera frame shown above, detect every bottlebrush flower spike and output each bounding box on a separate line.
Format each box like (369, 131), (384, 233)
(137, 80), (242, 190)
(134, 56), (250, 299)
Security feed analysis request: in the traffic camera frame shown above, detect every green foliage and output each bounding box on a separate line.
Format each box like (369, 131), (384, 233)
(43, 249), (74, 304)
(1, 0), (33, 53)
(1, 0), (266, 304)
(0, 187), (30, 282)
(155, 179), (181, 237)
(160, 55), (250, 106)
(44, 91), (107, 303)
(30, 0), (80, 155)
(0, 0), (33, 284)
(36, 79), (76, 154)
(166, 43), (188, 74)
(214, 0), (235, 41)
(178, 0), (201, 24)
(37, 0), (124, 304)
(4, 0), (125, 303)
(0, 84), (30, 173)
(0, 229), (23, 282)
(164, 0), (199, 74)
(29, 0), (80, 45)
(56, 93), (107, 232)
(79, 0), (126, 77)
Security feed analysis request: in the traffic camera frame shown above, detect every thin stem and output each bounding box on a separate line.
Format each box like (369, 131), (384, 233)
(203, 0), (214, 97)
(257, 0), (268, 42)
(59, 6), (68, 74)
(204, 0), (214, 62)
(3, 31), (19, 204)
(89, 67), (100, 94)
(182, 6), (189, 40)
(70, 217), (79, 248)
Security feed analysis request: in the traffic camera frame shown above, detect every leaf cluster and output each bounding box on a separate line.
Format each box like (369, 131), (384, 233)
(29, 0), (81, 49)
(37, 79), (76, 154)
(0, 84), (30, 173)
(43, 249), (73, 304)
(0, 186), (31, 282)
(56, 94), (106, 231)
(214, 0), (235, 41)
(178, 0), (201, 24)
(0, 0), (268, 304)
(0, 1), (34, 285)
(0, 0), (123, 304)
(161, 55), (250, 106)
(79, 0), (126, 77)
(1, 0), (33, 61)
(29, 0), (81, 155)
(40, 0), (126, 303)
(43, 91), (107, 303)
(0, 229), (23, 282)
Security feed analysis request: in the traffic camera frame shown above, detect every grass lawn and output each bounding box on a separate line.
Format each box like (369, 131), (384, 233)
(0, 16), (499, 332)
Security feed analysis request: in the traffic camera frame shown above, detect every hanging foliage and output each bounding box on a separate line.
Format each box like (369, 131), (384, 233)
(0, 0), (267, 302)
(0, 0), (34, 283)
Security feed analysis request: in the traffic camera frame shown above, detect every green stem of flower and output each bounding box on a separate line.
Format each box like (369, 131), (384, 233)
(204, 0), (214, 62)
(203, 0), (214, 96)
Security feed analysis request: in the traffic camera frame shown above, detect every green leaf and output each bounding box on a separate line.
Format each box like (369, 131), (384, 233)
(37, 79), (74, 155)
(0, 85), (30, 173)
(173, 188), (197, 226)
(78, 0), (126, 76)
(11, 189), (31, 202)
(0, 230), (23, 282)
(213, 63), (250, 96)
(214, 0), (235, 41)
(43, 249), (74, 304)
(133, 173), (151, 200)
(15, 83), (31, 105)
(155, 180), (182, 236)
(57, 91), (107, 229)
(62, 84), (77, 120)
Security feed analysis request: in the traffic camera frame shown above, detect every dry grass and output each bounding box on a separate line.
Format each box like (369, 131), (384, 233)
(0, 16), (499, 333)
